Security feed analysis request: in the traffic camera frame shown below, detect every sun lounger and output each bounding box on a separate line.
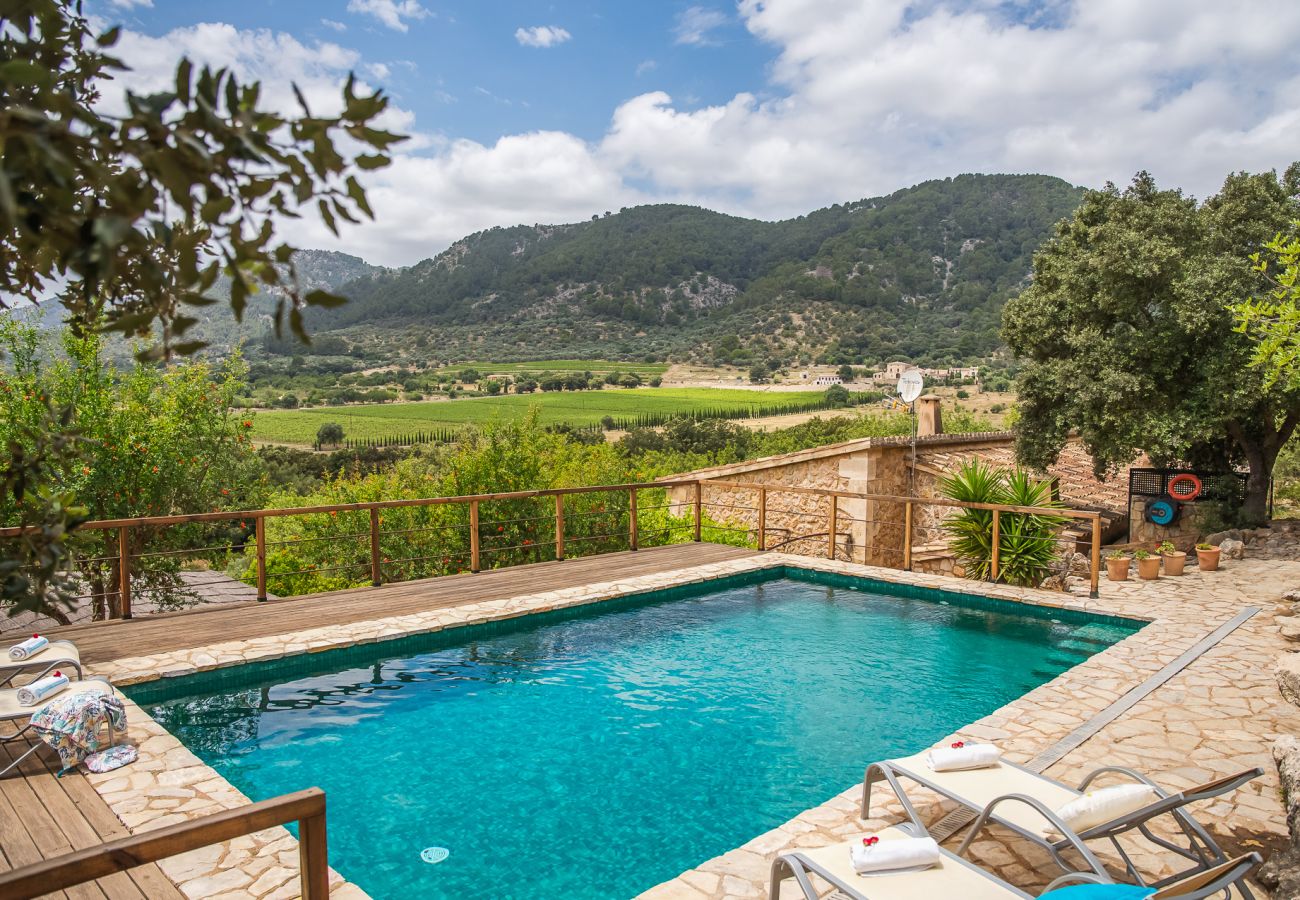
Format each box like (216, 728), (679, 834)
(0, 639), (83, 687)
(769, 828), (1259, 900)
(862, 751), (1261, 895)
(0, 677), (116, 777)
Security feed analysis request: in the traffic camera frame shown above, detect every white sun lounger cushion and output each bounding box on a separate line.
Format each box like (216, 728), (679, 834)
(850, 836), (941, 874)
(793, 827), (1024, 900)
(1053, 783), (1157, 835)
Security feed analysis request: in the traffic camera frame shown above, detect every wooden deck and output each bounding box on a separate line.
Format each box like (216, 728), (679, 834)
(48, 543), (759, 666)
(0, 735), (184, 900)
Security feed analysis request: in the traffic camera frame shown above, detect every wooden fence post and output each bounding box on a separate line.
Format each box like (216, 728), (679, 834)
(693, 482), (702, 542)
(255, 516), (267, 602)
(469, 500), (481, 573)
(554, 495), (565, 561)
(903, 500), (913, 571)
(757, 487), (767, 551)
(1090, 512), (1102, 599)
(628, 488), (638, 551)
(298, 806), (329, 900)
(827, 494), (838, 560)
(990, 509), (1000, 582)
(369, 507), (382, 587)
(117, 526), (132, 620)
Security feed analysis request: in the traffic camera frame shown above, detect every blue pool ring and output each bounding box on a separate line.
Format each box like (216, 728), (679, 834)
(1144, 498), (1178, 526)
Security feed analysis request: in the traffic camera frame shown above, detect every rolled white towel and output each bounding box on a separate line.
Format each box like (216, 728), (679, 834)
(18, 672), (69, 707)
(927, 742), (1001, 772)
(850, 836), (941, 875)
(8, 634), (48, 661)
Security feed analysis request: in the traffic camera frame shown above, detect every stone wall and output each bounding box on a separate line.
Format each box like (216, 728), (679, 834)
(667, 446), (914, 568)
(1127, 496), (1214, 545)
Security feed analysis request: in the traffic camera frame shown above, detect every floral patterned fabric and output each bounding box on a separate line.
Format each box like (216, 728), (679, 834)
(84, 743), (138, 773)
(30, 689), (126, 771)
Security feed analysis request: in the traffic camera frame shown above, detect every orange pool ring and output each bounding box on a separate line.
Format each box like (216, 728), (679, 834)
(1167, 473), (1202, 501)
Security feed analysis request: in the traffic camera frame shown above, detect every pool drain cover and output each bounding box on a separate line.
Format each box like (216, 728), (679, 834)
(421, 847), (450, 865)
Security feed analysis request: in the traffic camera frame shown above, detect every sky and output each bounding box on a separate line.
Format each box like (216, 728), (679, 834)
(98, 0), (1300, 267)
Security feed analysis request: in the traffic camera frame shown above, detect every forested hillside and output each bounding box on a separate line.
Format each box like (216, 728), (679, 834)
(313, 173), (1083, 365)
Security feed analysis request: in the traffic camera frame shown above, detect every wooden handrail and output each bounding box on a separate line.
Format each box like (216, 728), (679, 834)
(0, 476), (1110, 605)
(0, 788), (330, 900)
(0, 479), (705, 537)
(703, 479), (1101, 520)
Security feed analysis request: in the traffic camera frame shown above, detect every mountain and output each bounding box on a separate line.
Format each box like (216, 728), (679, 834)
(198, 249), (390, 352)
(307, 173), (1084, 366)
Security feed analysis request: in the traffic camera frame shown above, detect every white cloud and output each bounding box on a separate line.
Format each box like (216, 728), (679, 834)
(109, 0), (153, 8)
(673, 7), (728, 46)
(346, 0), (428, 33)
(635, 59), (657, 76)
(320, 19), (347, 32)
(366, 62), (391, 81)
(514, 25), (572, 48)
(104, 3), (1300, 267)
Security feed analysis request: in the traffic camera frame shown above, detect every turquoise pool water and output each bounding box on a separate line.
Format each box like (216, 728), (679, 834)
(132, 569), (1140, 900)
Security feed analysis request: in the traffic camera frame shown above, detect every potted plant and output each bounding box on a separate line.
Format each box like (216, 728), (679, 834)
(1105, 550), (1132, 582)
(1195, 542), (1221, 571)
(1134, 549), (1161, 580)
(1158, 540), (1186, 576)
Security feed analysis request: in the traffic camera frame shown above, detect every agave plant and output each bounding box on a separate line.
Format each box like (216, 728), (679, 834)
(938, 459), (1067, 587)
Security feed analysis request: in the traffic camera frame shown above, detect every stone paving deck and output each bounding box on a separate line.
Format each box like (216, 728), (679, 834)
(7, 546), (1293, 899)
(640, 556), (1296, 900)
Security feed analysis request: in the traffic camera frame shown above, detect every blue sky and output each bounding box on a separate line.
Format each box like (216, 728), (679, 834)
(108, 1), (777, 146)
(99, 1), (1300, 266)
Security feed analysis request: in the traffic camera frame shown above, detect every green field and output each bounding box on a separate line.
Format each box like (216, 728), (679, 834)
(253, 388), (821, 446)
(459, 359), (671, 376)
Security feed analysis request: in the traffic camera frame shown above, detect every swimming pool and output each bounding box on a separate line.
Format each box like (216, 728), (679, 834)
(131, 568), (1141, 900)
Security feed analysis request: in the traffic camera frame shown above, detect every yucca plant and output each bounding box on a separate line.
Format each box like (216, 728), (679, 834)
(996, 470), (1069, 587)
(937, 460), (1003, 581)
(938, 460), (1067, 587)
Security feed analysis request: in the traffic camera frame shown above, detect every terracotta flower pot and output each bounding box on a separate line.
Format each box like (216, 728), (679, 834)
(1196, 547), (1221, 571)
(1161, 552), (1186, 576)
(1136, 556), (1161, 580)
(1105, 557), (1131, 581)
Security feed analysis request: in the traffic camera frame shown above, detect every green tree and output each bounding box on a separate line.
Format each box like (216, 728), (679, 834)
(0, 0), (399, 353)
(1004, 167), (1300, 525)
(1232, 222), (1300, 388)
(0, 320), (260, 620)
(316, 422), (345, 449)
(824, 384), (850, 406)
(837, 364), (855, 381)
(0, 0), (399, 610)
(484, 379), (503, 395)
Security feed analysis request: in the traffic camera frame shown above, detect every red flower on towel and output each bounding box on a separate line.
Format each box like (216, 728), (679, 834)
(53, 671), (61, 677)
(862, 836), (880, 846)
(951, 741), (965, 749)
(32, 633), (39, 638)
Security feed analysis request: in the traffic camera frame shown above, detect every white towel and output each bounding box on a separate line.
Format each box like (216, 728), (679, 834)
(18, 672), (69, 707)
(8, 635), (48, 661)
(927, 743), (1001, 772)
(850, 837), (941, 875)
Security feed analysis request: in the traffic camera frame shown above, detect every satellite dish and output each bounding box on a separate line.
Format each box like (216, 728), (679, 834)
(897, 369), (924, 404)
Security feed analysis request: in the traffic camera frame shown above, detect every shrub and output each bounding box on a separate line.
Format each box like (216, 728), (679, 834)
(938, 459), (1067, 586)
(316, 423), (345, 449)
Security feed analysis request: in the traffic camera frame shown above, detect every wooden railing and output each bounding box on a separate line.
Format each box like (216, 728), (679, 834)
(704, 480), (1104, 597)
(0, 788), (330, 899)
(0, 477), (1108, 616)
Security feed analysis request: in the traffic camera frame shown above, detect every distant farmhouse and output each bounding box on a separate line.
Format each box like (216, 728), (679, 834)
(869, 361), (979, 384)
